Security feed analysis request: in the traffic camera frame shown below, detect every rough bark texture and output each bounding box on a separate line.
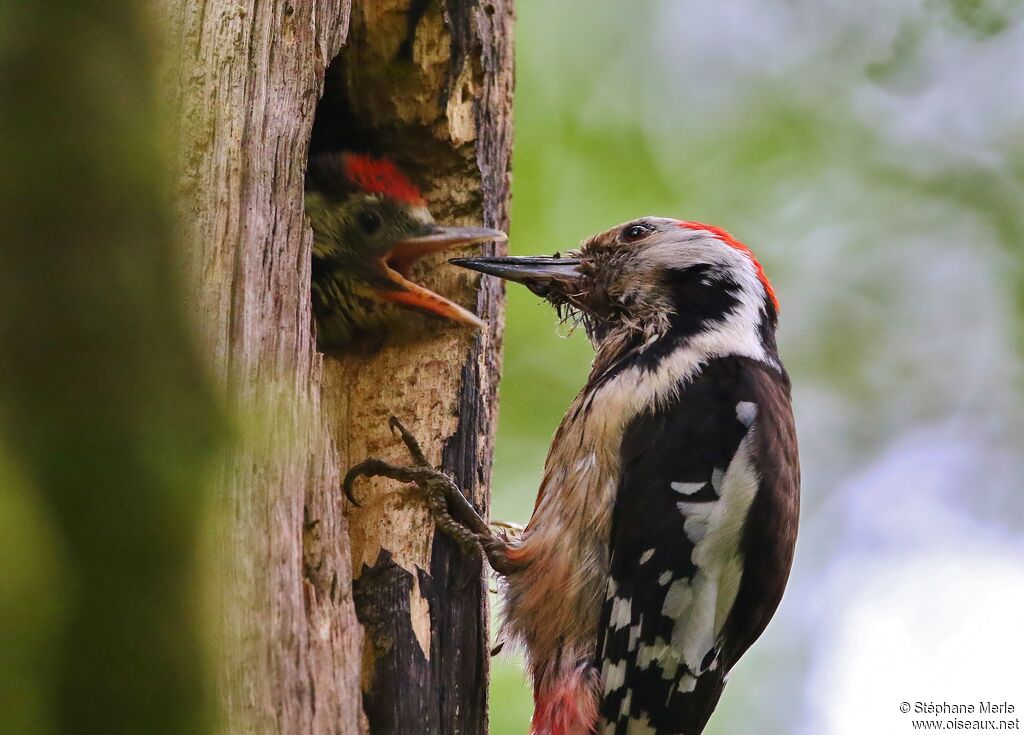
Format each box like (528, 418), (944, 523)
(162, 0), (513, 733)
(318, 2), (514, 734)
(162, 1), (362, 733)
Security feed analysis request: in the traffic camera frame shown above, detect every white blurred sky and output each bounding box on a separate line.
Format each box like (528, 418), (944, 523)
(649, 2), (1024, 731)
(798, 427), (1024, 734)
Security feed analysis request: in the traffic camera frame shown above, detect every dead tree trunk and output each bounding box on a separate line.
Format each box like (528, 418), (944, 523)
(317, 3), (514, 732)
(163, 1), (513, 733)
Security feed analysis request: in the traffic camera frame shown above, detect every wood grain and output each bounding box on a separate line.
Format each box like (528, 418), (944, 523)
(163, 0), (513, 732)
(321, 2), (514, 733)
(163, 1), (362, 732)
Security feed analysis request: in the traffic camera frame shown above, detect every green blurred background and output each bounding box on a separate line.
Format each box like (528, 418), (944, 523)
(3, 0), (1023, 733)
(491, 1), (1024, 733)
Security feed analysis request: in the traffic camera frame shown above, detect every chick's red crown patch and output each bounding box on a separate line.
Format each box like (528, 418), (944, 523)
(342, 153), (425, 206)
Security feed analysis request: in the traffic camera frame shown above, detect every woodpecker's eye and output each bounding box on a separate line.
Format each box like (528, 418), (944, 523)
(622, 223), (652, 242)
(357, 210), (383, 235)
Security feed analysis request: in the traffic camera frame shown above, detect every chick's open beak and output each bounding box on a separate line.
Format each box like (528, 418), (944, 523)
(377, 226), (506, 328)
(449, 256), (583, 300)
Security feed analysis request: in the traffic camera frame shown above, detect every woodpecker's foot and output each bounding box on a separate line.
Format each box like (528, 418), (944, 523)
(343, 417), (517, 576)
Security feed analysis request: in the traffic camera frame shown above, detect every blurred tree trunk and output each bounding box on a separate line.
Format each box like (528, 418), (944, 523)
(162, 1), (513, 734)
(0, 2), (223, 734)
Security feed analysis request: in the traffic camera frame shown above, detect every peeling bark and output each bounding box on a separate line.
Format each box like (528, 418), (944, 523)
(320, 2), (514, 733)
(162, 0), (512, 733)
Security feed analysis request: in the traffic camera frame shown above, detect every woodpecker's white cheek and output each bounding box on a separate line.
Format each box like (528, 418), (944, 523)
(649, 237), (779, 371)
(638, 548), (655, 564)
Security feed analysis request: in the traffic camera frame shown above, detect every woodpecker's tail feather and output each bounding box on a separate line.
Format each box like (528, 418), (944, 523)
(599, 668), (727, 735)
(675, 673), (727, 735)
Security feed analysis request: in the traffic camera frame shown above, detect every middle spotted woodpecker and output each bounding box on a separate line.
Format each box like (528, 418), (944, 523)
(345, 217), (800, 735)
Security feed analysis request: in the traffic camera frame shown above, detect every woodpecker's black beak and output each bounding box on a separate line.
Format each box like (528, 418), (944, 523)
(449, 256), (583, 300)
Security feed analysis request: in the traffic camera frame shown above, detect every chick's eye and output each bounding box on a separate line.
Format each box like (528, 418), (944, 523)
(623, 223), (651, 242)
(357, 210), (382, 235)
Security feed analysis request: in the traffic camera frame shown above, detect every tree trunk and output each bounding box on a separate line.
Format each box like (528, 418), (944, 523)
(163, 1), (513, 733)
(318, 2), (514, 732)
(0, 3), (224, 732)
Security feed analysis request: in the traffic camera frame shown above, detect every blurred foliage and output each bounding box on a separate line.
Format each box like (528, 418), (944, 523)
(1, 0), (1021, 732)
(490, 0), (1024, 732)
(0, 2), (223, 733)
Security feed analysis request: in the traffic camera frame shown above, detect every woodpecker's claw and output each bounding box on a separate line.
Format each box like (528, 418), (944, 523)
(342, 416), (519, 577)
(343, 459), (387, 507)
(388, 416), (430, 467)
(341, 417), (484, 560)
(342, 464), (363, 507)
(341, 418), (429, 507)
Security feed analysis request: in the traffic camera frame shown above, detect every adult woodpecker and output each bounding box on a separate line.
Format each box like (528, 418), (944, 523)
(345, 217), (800, 734)
(304, 151), (506, 350)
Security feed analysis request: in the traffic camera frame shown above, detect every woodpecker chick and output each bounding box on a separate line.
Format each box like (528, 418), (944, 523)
(304, 152), (505, 350)
(450, 218), (801, 735)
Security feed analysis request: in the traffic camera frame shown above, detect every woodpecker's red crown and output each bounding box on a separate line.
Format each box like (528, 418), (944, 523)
(676, 220), (778, 311)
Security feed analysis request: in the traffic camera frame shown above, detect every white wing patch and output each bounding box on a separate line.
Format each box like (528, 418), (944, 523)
(636, 637), (670, 671)
(622, 713), (657, 735)
(606, 577), (618, 600)
(602, 659), (627, 695)
(627, 617), (642, 652)
(711, 467), (726, 495)
(611, 596), (633, 630)
(670, 480), (705, 495)
(661, 578), (694, 619)
(619, 689), (632, 719)
(735, 400), (758, 427)
(677, 673), (698, 693)
(668, 433), (761, 675)
(676, 501), (713, 543)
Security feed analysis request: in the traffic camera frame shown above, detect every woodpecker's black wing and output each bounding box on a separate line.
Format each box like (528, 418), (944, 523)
(596, 355), (799, 735)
